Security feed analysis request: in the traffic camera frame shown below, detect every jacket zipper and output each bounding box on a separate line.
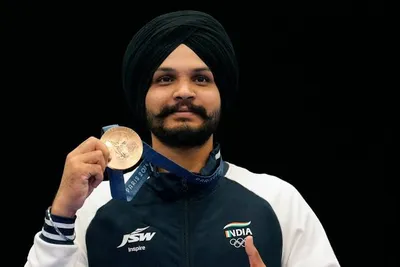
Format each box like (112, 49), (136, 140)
(182, 179), (190, 267)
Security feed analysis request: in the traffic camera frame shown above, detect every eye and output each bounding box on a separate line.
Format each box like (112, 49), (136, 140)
(194, 75), (211, 84)
(156, 75), (174, 84)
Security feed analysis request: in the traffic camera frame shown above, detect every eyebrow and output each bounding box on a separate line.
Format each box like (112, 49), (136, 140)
(155, 67), (211, 73)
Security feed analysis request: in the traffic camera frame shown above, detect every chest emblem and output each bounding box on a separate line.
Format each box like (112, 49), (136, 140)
(117, 226), (156, 252)
(223, 221), (253, 248)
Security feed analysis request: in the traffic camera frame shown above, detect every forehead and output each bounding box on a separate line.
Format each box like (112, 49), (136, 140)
(159, 44), (208, 69)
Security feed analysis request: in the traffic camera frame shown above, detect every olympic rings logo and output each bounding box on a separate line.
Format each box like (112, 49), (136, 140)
(229, 238), (245, 248)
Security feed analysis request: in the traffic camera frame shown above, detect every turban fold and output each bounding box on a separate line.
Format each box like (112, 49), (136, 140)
(122, 10), (239, 123)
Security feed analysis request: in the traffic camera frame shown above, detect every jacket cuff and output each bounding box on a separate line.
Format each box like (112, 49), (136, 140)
(39, 208), (76, 245)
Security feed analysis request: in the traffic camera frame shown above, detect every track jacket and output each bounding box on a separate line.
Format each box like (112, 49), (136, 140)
(25, 146), (340, 267)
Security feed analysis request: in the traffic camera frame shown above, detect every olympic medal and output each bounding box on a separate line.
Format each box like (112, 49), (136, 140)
(100, 126), (143, 170)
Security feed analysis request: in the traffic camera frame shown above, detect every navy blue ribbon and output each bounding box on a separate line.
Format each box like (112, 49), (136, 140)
(102, 124), (224, 201)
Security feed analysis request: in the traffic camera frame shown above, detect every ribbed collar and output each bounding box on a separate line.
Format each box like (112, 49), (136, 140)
(145, 143), (223, 200)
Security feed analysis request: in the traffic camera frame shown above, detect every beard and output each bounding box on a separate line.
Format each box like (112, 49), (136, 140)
(146, 100), (220, 149)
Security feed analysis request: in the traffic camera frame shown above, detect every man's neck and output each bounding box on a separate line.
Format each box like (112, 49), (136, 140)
(151, 135), (214, 173)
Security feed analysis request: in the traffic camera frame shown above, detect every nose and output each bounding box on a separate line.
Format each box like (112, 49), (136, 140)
(172, 80), (196, 100)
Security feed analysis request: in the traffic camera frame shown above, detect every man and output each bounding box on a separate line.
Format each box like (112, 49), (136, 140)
(25, 10), (340, 267)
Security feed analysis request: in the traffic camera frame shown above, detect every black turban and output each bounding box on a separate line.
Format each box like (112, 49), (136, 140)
(122, 10), (239, 124)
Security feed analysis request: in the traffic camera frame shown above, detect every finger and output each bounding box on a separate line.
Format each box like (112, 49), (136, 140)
(70, 136), (111, 163)
(245, 236), (265, 267)
(76, 150), (107, 171)
(84, 163), (104, 188)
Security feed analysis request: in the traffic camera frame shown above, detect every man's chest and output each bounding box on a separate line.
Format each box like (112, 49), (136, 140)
(85, 197), (282, 267)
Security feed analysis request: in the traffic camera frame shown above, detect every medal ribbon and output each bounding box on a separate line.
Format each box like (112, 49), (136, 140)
(101, 124), (225, 201)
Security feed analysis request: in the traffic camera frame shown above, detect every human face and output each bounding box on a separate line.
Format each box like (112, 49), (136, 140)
(145, 44), (221, 148)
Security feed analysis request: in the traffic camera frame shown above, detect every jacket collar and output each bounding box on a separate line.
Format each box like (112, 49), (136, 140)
(146, 143), (223, 200)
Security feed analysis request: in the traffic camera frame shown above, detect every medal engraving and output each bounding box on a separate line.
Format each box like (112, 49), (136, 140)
(100, 126), (143, 170)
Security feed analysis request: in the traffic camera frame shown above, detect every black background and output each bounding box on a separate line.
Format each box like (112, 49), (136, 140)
(4, 2), (391, 266)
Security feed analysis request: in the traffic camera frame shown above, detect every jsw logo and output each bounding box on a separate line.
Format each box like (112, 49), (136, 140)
(117, 226), (156, 248)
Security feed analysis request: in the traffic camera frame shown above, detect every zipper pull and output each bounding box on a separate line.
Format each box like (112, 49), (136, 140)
(182, 178), (188, 192)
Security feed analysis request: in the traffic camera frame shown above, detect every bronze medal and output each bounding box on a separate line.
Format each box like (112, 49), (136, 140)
(100, 126), (143, 170)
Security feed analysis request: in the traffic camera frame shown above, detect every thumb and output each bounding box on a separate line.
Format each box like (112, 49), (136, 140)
(245, 236), (266, 267)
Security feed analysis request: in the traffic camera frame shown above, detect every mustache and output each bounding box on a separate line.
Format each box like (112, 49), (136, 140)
(156, 100), (210, 120)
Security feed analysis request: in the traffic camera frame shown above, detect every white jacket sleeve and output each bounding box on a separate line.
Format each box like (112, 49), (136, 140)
(281, 185), (341, 267)
(24, 181), (112, 267)
(24, 209), (88, 267)
(25, 233), (87, 267)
